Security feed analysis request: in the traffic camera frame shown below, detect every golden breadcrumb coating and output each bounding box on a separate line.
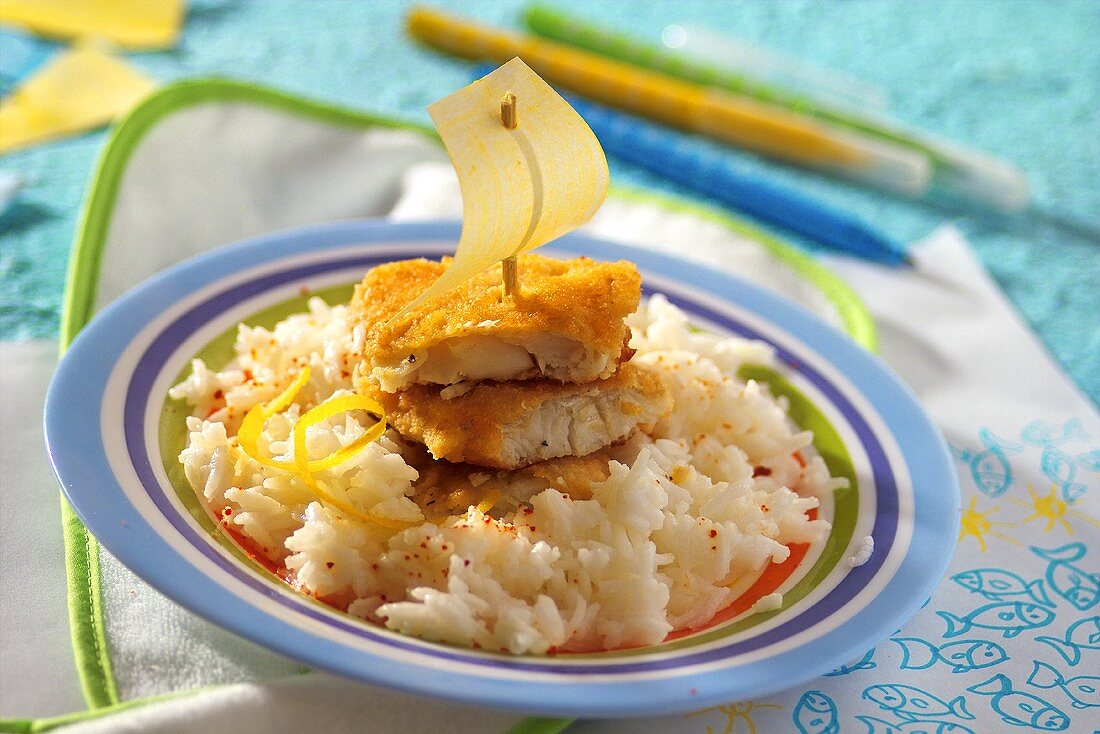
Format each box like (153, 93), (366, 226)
(350, 254), (641, 391)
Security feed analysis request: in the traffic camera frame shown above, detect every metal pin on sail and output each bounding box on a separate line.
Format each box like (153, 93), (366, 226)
(500, 92), (519, 297)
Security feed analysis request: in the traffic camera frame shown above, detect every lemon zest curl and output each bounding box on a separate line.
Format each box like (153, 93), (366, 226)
(236, 366), (412, 528)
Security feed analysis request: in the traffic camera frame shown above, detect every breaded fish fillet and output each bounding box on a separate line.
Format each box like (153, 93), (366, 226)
(366, 362), (671, 470)
(351, 254), (641, 393)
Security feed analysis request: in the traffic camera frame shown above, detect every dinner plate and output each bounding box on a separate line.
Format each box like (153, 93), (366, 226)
(45, 220), (958, 717)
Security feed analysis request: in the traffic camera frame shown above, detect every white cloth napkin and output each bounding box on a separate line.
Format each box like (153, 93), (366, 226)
(0, 341), (86, 717)
(4, 167), (1097, 733)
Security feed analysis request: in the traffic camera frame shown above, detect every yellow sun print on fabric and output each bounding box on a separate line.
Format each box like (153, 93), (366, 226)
(1011, 483), (1100, 535)
(958, 496), (1020, 552)
(685, 701), (783, 734)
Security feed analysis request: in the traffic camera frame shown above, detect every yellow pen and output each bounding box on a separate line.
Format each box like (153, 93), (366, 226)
(407, 7), (931, 196)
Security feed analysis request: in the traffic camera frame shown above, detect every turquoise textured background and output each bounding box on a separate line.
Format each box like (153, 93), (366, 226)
(1, 0), (1097, 402)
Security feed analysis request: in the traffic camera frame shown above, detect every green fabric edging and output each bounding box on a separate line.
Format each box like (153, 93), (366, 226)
(48, 76), (877, 733)
(506, 717), (577, 734)
(59, 503), (118, 710)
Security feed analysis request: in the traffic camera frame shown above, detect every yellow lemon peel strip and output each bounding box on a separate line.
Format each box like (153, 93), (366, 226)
(237, 366), (313, 472)
(294, 394), (388, 472)
(476, 488), (501, 515)
(292, 399), (411, 529)
(236, 366), (409, 529)
(397, 57), (608, 315)
(237, 369), (390, 472)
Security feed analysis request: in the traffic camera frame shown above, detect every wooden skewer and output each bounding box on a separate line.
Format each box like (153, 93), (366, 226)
(501, 257), (518, 298)
(501, 91), (519, 297)
(500, 92), (517, 129)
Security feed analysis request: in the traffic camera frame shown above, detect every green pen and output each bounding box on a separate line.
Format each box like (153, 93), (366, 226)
(523, 4), (1029, 213)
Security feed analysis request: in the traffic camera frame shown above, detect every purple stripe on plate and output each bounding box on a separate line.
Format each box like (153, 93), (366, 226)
(121, 252), (897, 675)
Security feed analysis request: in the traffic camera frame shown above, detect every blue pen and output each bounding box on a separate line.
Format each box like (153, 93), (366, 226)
(573, 96), (913, 266)
(471, 66), (910, 266)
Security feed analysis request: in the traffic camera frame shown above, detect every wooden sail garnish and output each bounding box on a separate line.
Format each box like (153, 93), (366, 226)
(395, 58), (608, 317)
(501, 91), (519, 296)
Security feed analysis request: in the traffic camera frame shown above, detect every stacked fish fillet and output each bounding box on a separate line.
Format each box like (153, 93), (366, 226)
(349, 253), (672, 496)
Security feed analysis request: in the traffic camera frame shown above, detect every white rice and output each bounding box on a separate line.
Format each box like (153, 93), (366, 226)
(848, 535), (875, 568)
(170, 294), (842, 654)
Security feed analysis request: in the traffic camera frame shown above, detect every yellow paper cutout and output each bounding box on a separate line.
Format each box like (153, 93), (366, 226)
(0, 0), (184, 50)
(400, 57), (609, 313)
(0, 41), (156, 154)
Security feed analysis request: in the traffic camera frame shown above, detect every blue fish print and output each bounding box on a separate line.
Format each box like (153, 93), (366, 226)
(1077, 449), (1100, 471)
(937, 601), (1055, 639)
(951, 569), (1053, 606)
(1041, 448), (1075, 483)
(1040, 447), (1089, 503)
(1021, 419), (1088, 447)
(824, 647), (876, 676)
(967, 674), (1070, 730)
(793, 690), (839, 734)
(951, 428), (1022, 497)
(1021, 420), (1096, 502)
(1028, 661), (1100, 709)
(1036, 616), (1100, 666)
(1031, 543), (1100, 611)
(856, 716), (975, 734)
(892, 637), (1009, 673)
(862, 684), (974, 721)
